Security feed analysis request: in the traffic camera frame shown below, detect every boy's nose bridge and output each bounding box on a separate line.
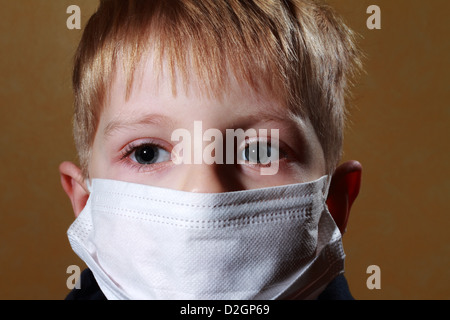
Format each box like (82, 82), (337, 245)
(175, 163), (236, 193)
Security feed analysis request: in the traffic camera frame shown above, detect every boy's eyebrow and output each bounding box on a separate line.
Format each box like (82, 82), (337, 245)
(103, 113), (175, 137)
(103, 109), (304, 137)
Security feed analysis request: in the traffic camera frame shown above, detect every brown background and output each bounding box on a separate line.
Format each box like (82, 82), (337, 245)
(0, 0), (448, 300)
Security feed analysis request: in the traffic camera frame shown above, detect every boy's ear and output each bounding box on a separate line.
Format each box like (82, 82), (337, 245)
(326, 160), (362, 235)
(59, 161), (90, 218)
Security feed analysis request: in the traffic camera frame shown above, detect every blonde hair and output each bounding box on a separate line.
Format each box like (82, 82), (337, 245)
(72, 0), (362, 177)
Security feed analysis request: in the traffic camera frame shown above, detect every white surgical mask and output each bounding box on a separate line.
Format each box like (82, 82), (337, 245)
(67, 175), (345, 300)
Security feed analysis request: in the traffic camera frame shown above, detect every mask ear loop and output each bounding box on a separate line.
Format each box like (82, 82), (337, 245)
(322, 175), (332, 201)
(85, 178), (93, 193)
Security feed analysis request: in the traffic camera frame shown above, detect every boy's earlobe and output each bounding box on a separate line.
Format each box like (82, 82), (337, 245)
(59, 161), (90, 218)
(326, 160), (362, 235)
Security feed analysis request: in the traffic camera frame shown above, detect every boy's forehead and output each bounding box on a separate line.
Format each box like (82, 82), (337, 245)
(103, 52), (294, 128)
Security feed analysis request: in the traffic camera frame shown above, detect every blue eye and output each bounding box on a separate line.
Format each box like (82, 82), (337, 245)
(129, 144), (171, 165)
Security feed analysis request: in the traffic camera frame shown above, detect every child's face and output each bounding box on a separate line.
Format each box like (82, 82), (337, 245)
(89, 54), (326, 192)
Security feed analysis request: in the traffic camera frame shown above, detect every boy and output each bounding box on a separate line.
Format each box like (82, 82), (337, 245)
(60, 0), (362, 300)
